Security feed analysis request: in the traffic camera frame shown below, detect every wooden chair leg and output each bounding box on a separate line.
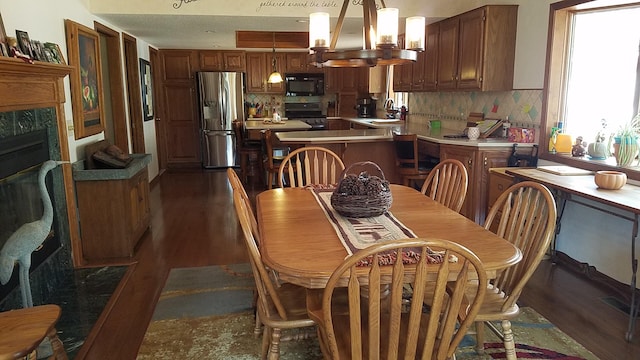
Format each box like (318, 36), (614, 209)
(475, 321), (485, 354)
(261, 326), (271, 360)
(267, 328), (282, 360)
(254, 310), (263, 338)
(46, 327), (68, 360)
(502, 320), (517, 360)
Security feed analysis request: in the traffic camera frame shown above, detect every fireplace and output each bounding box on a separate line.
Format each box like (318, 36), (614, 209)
(0, 108), (72, 309)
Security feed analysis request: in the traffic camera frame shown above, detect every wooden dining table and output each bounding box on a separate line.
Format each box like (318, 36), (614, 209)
(256, 184), (522, 288)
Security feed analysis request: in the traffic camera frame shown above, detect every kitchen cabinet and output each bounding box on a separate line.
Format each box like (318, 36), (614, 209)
(439, 144), (512, 223)
(324, 67), (369, 94)
(159, 50), (200, 167)
(422, 23), (439, 91)
(436, 5), (518, 91)
(392, 35), (412, 92)
(285, 52), (323, 73)
(74, 159), (150, 261)
(327, 118), (351, 130)
(199, 50), (246, 72)
(246, 52), (285, 93)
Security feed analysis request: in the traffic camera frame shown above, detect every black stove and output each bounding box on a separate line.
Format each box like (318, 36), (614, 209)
(284, 103), (327, 130)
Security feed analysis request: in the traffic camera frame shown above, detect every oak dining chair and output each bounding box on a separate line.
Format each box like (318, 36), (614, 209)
(232, 191), (316, 359)
(471, 181), (557, 360)
(277, 146), (345, 188)
(393, 133), (432, 188)
(420, 159), (469, 213)
(307, 238), (487, 360)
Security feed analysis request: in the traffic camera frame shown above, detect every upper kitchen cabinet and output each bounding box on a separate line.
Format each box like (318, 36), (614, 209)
(161, 50), (197, 83)
(325, 67), (369, 94)
(422, 23), (439, 91)
(246, 52), (285, 94)
(437, 5), (518, 91)
(285, 52), (323, 73)
(199, 50), (246, 72)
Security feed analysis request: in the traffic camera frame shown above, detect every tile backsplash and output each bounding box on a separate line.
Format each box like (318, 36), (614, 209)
(407, 90), (543, 135)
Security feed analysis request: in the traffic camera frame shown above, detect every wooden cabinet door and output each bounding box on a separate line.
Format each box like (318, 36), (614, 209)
(456, 7), (485, 90)
(440, 144), (476, 220)
(223, 51), (246, 72)
(163, 83), (199, 164)
(436, 17), (459, 90)
(337, 92), (357, 117)
(423, 23), (439, 91)
(199, 51), (223, 71)
(161, 50), (196, 82)
(477, 148), (512, 223)
(246, 52), (266, 93)
(324, 67), (340, 93)
(129, 169), (150, 247)
(286, 52), (307, 73)
(340, 68), (359, 92)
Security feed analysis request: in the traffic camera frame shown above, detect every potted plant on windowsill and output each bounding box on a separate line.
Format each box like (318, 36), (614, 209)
(587, 118), (611, 160)
(613, 113), (640, 167)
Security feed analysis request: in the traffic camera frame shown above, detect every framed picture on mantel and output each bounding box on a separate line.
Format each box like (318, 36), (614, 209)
(64, 19), (105, 139)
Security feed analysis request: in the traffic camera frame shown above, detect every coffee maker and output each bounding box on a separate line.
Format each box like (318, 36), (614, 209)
(356, 98), (376, 118)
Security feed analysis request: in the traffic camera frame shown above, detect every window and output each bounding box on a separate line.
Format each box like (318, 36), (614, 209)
(563, 6), (640, 140)
(542, 0), (640, 179)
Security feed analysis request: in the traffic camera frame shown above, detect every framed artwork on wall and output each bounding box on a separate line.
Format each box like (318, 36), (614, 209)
(139, 58), (154, 121)
(64, 19), (105, 139)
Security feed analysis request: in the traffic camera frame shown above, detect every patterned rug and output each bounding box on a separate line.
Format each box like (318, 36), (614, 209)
(136, 264), (599, 360)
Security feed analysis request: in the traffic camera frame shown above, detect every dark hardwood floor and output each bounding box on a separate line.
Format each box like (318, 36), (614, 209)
(76, 170), (639, 359)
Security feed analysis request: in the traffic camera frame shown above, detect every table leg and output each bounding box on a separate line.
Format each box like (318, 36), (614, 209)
(625, 214), (639, 342)
(551, 192), (568, 264)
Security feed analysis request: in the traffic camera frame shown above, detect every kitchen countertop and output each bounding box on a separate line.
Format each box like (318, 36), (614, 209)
(286, 118), (537, 148)
(245, 119), (312, 131)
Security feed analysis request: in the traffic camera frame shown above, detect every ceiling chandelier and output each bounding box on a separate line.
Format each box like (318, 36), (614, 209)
(309, 0), (425, 67)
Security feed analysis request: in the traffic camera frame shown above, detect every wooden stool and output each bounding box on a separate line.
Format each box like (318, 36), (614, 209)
(232, 120), (262, 185)
(0, 304), (68, 359)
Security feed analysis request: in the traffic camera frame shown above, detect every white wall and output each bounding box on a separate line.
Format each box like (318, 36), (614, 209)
(0, 0), (159, 181)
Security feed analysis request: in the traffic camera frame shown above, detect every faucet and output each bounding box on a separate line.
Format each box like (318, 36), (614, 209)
(384, 98), (394, 111)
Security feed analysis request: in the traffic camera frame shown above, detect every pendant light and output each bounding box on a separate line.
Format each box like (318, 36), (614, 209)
(267, 33), (283, 83)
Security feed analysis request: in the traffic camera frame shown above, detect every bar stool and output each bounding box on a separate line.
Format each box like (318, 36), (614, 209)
(0, 304), (68, 359)
(393, 133), (433, 189)
(232, 120), (262, 185)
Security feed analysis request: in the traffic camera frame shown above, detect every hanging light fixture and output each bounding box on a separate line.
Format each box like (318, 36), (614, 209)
(267, 32), (283, 83)
(309, 0), (425, 67)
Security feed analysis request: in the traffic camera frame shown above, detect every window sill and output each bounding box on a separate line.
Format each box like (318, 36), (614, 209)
(540, 153), (640, 181)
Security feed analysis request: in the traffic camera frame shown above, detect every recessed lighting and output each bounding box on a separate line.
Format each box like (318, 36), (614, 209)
(205, 30), (216, 34)
(296, 19), (308, 23)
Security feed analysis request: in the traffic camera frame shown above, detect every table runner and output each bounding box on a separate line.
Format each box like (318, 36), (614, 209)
(310, 189), (447, 266)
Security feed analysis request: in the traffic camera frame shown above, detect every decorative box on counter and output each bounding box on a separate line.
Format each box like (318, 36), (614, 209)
(508, 128), (536, 143)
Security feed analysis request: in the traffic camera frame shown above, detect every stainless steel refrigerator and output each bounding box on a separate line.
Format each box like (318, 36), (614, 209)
(197, 71), (245, 168)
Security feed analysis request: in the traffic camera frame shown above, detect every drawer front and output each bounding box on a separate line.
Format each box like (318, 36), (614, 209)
(488, 171), (514, 209)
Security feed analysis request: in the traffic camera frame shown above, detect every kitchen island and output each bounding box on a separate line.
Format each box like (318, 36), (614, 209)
(276, 122), (538, 224)
(244, 119), (311, 140)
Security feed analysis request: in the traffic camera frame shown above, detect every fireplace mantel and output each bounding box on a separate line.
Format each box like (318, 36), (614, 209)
(0, 57), (85, 267)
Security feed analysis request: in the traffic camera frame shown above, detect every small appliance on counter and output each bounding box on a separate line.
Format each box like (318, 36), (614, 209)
(356, 97), (376, 118)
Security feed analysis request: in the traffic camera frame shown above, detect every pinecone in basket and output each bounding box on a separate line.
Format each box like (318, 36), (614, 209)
(337, 171), (389, 196)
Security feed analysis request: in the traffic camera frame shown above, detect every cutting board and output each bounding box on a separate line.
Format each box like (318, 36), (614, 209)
(536, 166), (594, 176)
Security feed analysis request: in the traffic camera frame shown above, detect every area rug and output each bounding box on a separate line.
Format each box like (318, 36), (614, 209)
(137, 264), (599, 360)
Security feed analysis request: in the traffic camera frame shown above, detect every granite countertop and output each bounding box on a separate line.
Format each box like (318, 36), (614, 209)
(276, 128), (393, 143)
(245, 119), (312, 131)
(329, 117), (537, 148)
(72, 153), (152, 181)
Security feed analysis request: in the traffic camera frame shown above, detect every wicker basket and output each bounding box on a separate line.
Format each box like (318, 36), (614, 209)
(331, 161), (392, 218)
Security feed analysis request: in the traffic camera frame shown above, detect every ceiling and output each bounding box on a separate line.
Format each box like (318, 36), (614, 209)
(96, 13), (443, 51)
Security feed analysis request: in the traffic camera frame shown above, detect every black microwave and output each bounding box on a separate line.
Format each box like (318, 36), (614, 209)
(285, 73), (325, 96)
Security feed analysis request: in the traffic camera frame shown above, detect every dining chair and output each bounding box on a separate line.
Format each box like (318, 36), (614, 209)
(420, 159), (469, 213)
(307, 238), (488, 360)
(232, 191), (317, 359)
(277, 146), (345, 188)
(0, 304), (68, 359)
(393, 133), (433, 188)
(233, 120), (262, 184)
(471, 181), (557, 360)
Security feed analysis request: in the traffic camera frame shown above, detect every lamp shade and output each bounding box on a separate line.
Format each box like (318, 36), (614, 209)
(268, 71), (283, 83)
(309, 12), (330, 49)
(377, 8), (398, 46)
(405, 16), (425, 50)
